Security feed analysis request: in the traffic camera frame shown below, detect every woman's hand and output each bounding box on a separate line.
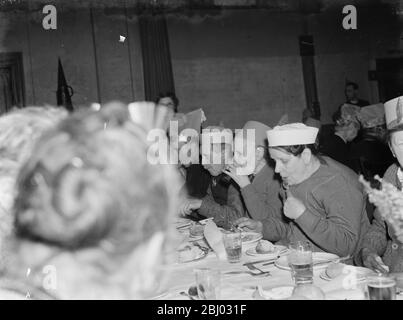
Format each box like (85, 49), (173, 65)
(223, 165), (251, 189)
(179, 199), (202, 216)
(283, 191), (306, 220)
(234, 217), (263, 233)
(361, 248), (389, 273)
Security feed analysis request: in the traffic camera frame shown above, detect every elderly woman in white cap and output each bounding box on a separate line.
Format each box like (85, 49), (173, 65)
(236, 123), (369, 258)
(360, 96), (403, 273)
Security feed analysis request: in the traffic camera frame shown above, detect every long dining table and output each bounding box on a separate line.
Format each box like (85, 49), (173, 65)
(152, 218), (403, 300)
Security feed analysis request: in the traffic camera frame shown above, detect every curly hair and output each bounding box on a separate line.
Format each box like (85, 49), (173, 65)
(13, 103), (181, 261)
(270, 144), (319, 157)
(0, 106), (67, 239)
(0, 106), (67, 183)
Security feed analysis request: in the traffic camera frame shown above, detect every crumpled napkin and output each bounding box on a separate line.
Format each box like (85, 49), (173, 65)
(203, 221), (226, 260)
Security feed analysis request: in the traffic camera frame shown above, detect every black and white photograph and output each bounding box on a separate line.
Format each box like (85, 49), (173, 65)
(0, 0), (402, 304)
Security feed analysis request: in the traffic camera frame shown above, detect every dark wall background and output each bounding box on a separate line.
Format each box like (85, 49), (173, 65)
(0, 1), (401, 128)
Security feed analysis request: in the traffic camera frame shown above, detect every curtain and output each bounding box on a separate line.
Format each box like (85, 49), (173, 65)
(0, 68), (13, 115)
(299, 35), (320, 119)
(139, 14), (175, 101)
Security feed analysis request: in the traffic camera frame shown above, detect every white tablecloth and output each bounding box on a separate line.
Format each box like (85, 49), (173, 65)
(154, 222), (403, 300)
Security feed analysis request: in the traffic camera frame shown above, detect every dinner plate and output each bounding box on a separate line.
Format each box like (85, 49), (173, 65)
(179, 247), (209, 263)
(320, 266), (375, 282)
(149, 291), (170, 300)
(241, 232), (263, 245)
(257, 285), (294, 300)
(274, 252), (339, 271)
(246, 245), (288, 259)
(189, 224), (204, 237)
(188, 235), (204, 242)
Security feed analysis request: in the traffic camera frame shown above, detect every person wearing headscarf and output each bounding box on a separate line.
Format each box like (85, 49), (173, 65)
(360, 96), (403, 273)
(349, 103), (395, 180)
(235, 123), (369, 258)
(320, 104), (360, 170)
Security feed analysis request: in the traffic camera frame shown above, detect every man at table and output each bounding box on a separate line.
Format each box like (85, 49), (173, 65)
(179, 121), (283, 228)
(178, 126), (245, 229)
(235, 123), (369, 259)
(223, 120), (283, 221)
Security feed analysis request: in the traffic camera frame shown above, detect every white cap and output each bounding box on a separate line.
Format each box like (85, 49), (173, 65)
(266, 123), (319, 147)
(385, 96), (403, 130)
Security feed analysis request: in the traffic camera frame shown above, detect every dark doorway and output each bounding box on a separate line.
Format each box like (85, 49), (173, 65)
(0, 52), (25, 115)
(376, 57), (403, 102)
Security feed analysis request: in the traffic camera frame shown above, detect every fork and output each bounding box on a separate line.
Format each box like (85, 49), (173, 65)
(224, 270), (271, 277)
(245, 264), (271, 277)
(246, 264), (265, 273)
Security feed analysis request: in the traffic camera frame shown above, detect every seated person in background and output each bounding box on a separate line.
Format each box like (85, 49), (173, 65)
(223, 121), (283, 221)
(0, 106), (67, 266)
(179, 126), (245, 229)
(360, 96), (403, 273)
(0, 102), (182, 299)
(320, 104), (360, 170)
(156, 92), (179, 114)
(182, 164), (211, 199)
(344, 82), (370, 108)
(159, 93), (210, 200)
(177, 147), (211, 200)
(236, 123), (369, 259)
(350, 103), (395, 181)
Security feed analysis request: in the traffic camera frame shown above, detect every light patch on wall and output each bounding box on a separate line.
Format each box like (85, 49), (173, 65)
(167, 9), (230, 25)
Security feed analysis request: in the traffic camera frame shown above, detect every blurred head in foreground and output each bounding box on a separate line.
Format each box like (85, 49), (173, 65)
(4, 102), (182, 299)
(0, 106), (67, 262)
(0, 106), (67, 212)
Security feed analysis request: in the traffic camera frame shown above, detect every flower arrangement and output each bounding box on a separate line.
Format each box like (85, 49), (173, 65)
(360, 175), (403, 242)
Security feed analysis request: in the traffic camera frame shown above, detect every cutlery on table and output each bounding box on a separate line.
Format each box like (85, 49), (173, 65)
(312, 255), (351, 267)
(243, 258), (278, 266)
(245, 264), (271, 276)
(224, 270), (271, 277)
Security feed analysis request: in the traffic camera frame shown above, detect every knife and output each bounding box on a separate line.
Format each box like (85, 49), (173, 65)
(311, 255), (352, 267)
(243, 258), (278, 266)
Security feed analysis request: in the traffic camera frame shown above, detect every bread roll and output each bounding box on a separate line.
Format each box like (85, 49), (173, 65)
(256, 240), (275, 254)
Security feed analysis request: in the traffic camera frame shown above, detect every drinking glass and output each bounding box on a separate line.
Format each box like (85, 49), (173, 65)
(194, 268), (221, 300)
(288, 241), (313, 285)
(223, 231), (242, 263)
(366, 275), (396, 300)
